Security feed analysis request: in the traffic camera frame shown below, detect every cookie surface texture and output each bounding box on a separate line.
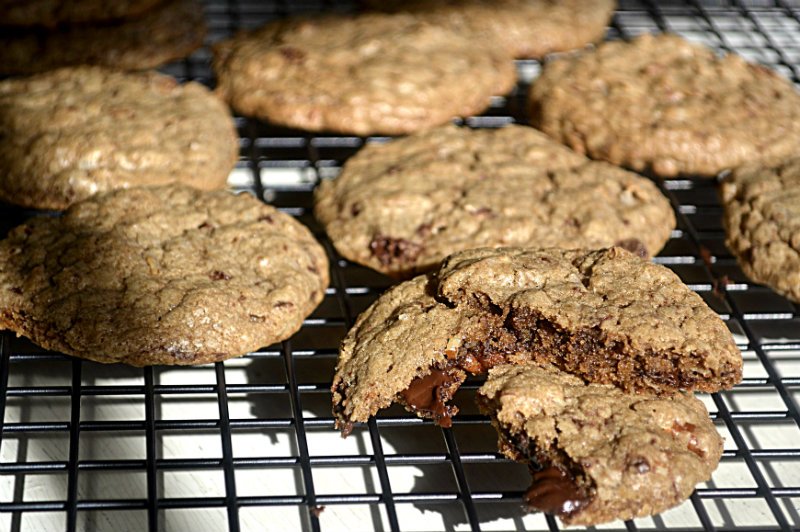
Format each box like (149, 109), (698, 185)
(0, 184), (330, 366)
(478, 362), (723, 526)
(0, 66), (237, 210)
(529, 33), (800, 177)
(363, 0), (615, 59)
(331, 246), (741, 434)
(212, 13), (517, 135)
(721, 157), (800, 302)
(0, 0), (206, 75)
(0, 0), (165, 27)
(314, 124), (675, 278)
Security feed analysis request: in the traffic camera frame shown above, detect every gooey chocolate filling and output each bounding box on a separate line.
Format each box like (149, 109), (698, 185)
(526, 466), (590, 516)
(504, 421), (593, 519)
(398, 368), (461, 427)
(398, 303), (734, 424)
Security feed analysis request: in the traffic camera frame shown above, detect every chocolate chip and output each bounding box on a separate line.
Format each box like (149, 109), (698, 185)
(398, 367), (462, 427)
(210, 270), (232, 281)
(10, 287), (22, 295)
(198, 222), (214, 231)
(369, 234), (423, 267)
(258, 215), (274, 224)
(525, 465), (590, 517)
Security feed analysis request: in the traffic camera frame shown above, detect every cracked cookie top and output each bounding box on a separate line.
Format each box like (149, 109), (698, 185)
(0, 183), (329, 366)
(331, 246), (741, 434)
(0, 66), (236, 209)
(212, 13), (516, 135)
(721, 156), (800, 303)
(529, 33), (800, 177)
(315, 124), (675, 279)
(478, 362), (723, 527)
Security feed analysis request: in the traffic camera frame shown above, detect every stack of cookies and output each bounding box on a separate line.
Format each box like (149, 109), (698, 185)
(331, 246), (741, 525)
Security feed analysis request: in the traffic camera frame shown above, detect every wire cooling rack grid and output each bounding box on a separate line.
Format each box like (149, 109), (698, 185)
(2, 1), (800, 531)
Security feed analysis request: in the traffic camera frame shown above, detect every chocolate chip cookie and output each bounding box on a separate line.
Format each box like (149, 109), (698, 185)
(721, 157), (800, 303)
(212, 13), (517, 135)
(0, 184), (329, 366)
(478, 362), (723, 526)
(0, 0), (206, 75)
(529, 33), (800, 177)
(331, 246), (742, 435)
(362, 0), (615, 59)
(0, 0), (164, 27)
(0, 66), (237, 210)
(314, 124), (675, 279)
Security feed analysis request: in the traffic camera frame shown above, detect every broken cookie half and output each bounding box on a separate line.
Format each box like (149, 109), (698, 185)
(477, 362), (723, 526)
(331, 246), (742, 435)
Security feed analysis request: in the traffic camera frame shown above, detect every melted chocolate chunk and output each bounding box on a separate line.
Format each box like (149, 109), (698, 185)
(399, 368), (461, 427)
(369, 234), (423, 267)
(526, 466), (590, 517)
(614, 238), (649, 258)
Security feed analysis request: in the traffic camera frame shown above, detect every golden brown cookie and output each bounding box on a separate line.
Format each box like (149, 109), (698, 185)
(0, 0), (206, 75)
(332, 246), (742, 434)
(478, 362), (723, 527)
(529, 33), (800, 177)
(0, 0), (164, 27)
(361, 0), (615, 59)
(212, 13), (517, 135)
(0, 66), (237, 210)
(721, 157), (800, 302)
(0, 184), (330, 366)
(314, 124), (675, 279)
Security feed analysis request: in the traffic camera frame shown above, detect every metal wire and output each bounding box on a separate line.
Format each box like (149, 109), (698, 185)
(2, 1), (800, 531)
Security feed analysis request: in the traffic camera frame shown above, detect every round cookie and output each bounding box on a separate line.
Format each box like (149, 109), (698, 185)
(314, 124), (675, 279)
(721, 157), (800, 303)
(0, 0), (165, 28)
(0, 0), (206, 75)
(361, 0), (615, 59)
(0, 66), (237, 210)
(212, 13), (517, 136)
(478, 362), (723, 527)
(331, 246), (742, 435)
(529, 32), (800, 177)
(0, 183), (330, 366)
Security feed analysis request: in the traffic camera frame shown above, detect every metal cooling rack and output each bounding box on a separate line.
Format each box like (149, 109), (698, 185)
(2, 1), (800, 531)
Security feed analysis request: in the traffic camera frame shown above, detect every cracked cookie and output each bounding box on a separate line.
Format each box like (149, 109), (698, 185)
(721, 157), (800, 303)
(0, 66), (237, 210)
(478, 362), (723, 526)
(0, 0), (206, 75)
(331, 246), (741, 435)
(361, 0), (614, 59)
(314, 124), (675, 279)
(212, 13), (516, 135)
(529, 33), (800, 177)
(0, 183), (329, 366)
